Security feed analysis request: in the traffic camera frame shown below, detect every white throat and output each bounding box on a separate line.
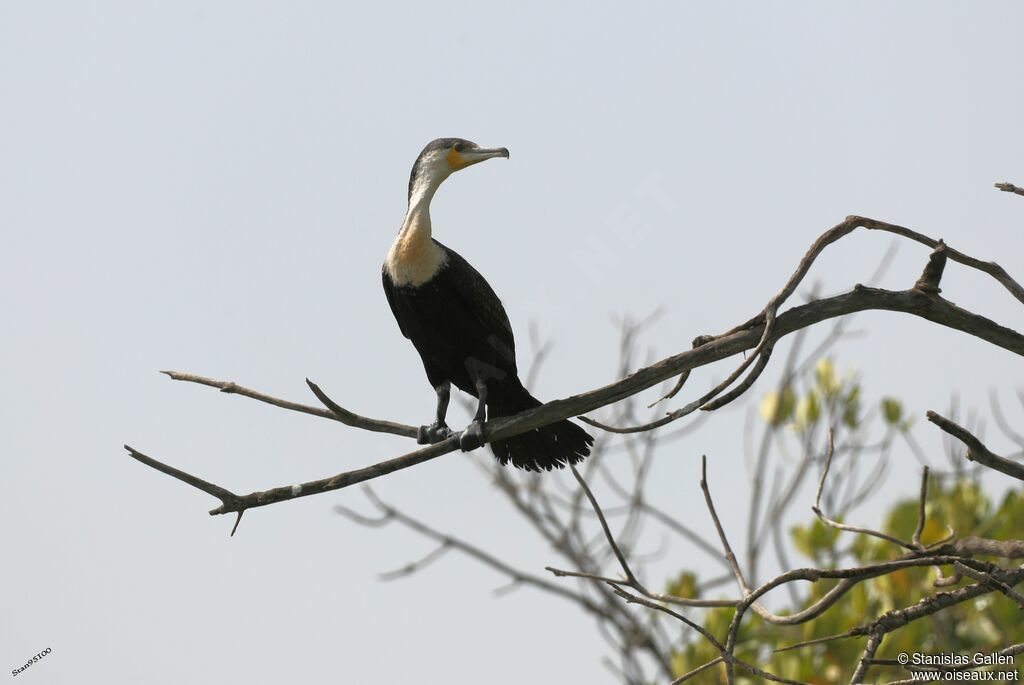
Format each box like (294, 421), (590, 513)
(384, 176), (449, 287)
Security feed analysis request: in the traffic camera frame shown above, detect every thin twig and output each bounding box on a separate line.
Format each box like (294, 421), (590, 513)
(670, 656), (723, 684)
(812, 431), (916, 550)
(911, 466), (930, 549)
(376, 542), (452, 581)
(700, 455), (751, 594)
(559, 464), (729, 608)
(336, 488), (608, 615)
(160, 370), (418, 438)
(545, 567), (737, 608)
(611, 586), (813, 685)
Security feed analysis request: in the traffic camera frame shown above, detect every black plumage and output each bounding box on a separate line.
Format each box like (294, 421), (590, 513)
(382, 139), (592, 470)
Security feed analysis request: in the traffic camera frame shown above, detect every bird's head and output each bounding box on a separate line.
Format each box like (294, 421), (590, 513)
(408, 137), (509, 202)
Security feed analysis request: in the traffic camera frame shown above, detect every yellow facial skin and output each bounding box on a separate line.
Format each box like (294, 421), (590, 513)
(446, 144), (509, 171)
(446, 148), (469, 170)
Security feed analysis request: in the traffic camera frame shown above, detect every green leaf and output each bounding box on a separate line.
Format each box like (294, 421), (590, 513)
(881, 397), (903, 425)
(795, 390), (820, 430)
(666, 571), (699, 599)
(815, 358), (840, 398)
(842, 384), (862, 429)
(760, 387), (796, 426)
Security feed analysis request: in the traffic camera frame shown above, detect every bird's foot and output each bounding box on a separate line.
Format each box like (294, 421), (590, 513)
(692, 334), (717, 347)
(459, 420), (485, 452)
(417, 422), (452, 445)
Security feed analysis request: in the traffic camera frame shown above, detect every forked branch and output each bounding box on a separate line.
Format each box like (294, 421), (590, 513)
(127, 215), (1024, 534)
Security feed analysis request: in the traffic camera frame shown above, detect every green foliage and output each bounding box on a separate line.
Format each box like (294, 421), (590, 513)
(881, 396), (914, 432)
(669, 481), (1023, 682)
(790, 518), (841, 564)
(794, 389), (821, 431)
(881, 397), (903, 425)
(760, 387), (797, 426)
(760, 358), (865, 434)
(666, 571), (700, 600)
(666, 363), (1021, 682)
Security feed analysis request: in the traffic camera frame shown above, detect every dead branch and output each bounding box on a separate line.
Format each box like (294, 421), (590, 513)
(335, 487), (608, 613)
(159, 371), (418, 438)
(545, 428), (1024, 683)
(128, 215), (1024, 547)
(951, 561), (1024, 608)
(569, 282), (1024, 434)
(927, 410), (1024, 481)
(812, 431), (917, 550)
(544, 464), (739, 609)
(655, 214), (1024, 418)
(996, 181), (1024, 197)
(117, 171), (1024, 685)
(128, 278), (1024, 531)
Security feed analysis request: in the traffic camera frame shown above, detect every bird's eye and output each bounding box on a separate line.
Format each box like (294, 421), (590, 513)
(452, 142), (464, 152)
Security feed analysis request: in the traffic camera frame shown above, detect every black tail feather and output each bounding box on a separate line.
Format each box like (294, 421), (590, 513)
(488, 390), (593, 471)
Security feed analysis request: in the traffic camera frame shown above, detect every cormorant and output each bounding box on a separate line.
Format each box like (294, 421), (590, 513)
(382, 138), (593, 471)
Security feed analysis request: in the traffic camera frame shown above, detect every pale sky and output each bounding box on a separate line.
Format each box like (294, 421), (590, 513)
(2, 2), (1023, 683)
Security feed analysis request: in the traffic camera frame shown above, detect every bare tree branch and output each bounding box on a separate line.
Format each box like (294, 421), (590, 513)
(951, 561), (1024, 609)
(376, 542), (452, 581)
(160, 371), (418, 438)
(699, 455), (751, 595)
(927, 410), (1024, 481)
(610, 585), (813, 685)
(546, 465), (737, 608)
(911, 466), (930, 549)
(129, 279), (1024, 530)
(812, 431), (917, 550)
(118, 170), (1024, 685)
(129, 208), (1024, 539)
(850, 631), (884, 684)
(996, 181), (1024, 197)
(336, 487), (608, 614)
(571, 283), (1024, 434)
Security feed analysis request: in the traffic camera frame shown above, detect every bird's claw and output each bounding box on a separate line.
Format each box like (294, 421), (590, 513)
(417, 422), (452, 445)
(459, 420), (485, 452)
(692, 334), (716, 347)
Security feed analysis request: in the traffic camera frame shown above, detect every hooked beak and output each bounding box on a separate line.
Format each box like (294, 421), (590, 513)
(467, 145), (510, 161)
(450, 145), (510, 170)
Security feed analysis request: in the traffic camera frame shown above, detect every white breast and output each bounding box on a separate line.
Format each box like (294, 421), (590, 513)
(384, 232), (448, 287)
